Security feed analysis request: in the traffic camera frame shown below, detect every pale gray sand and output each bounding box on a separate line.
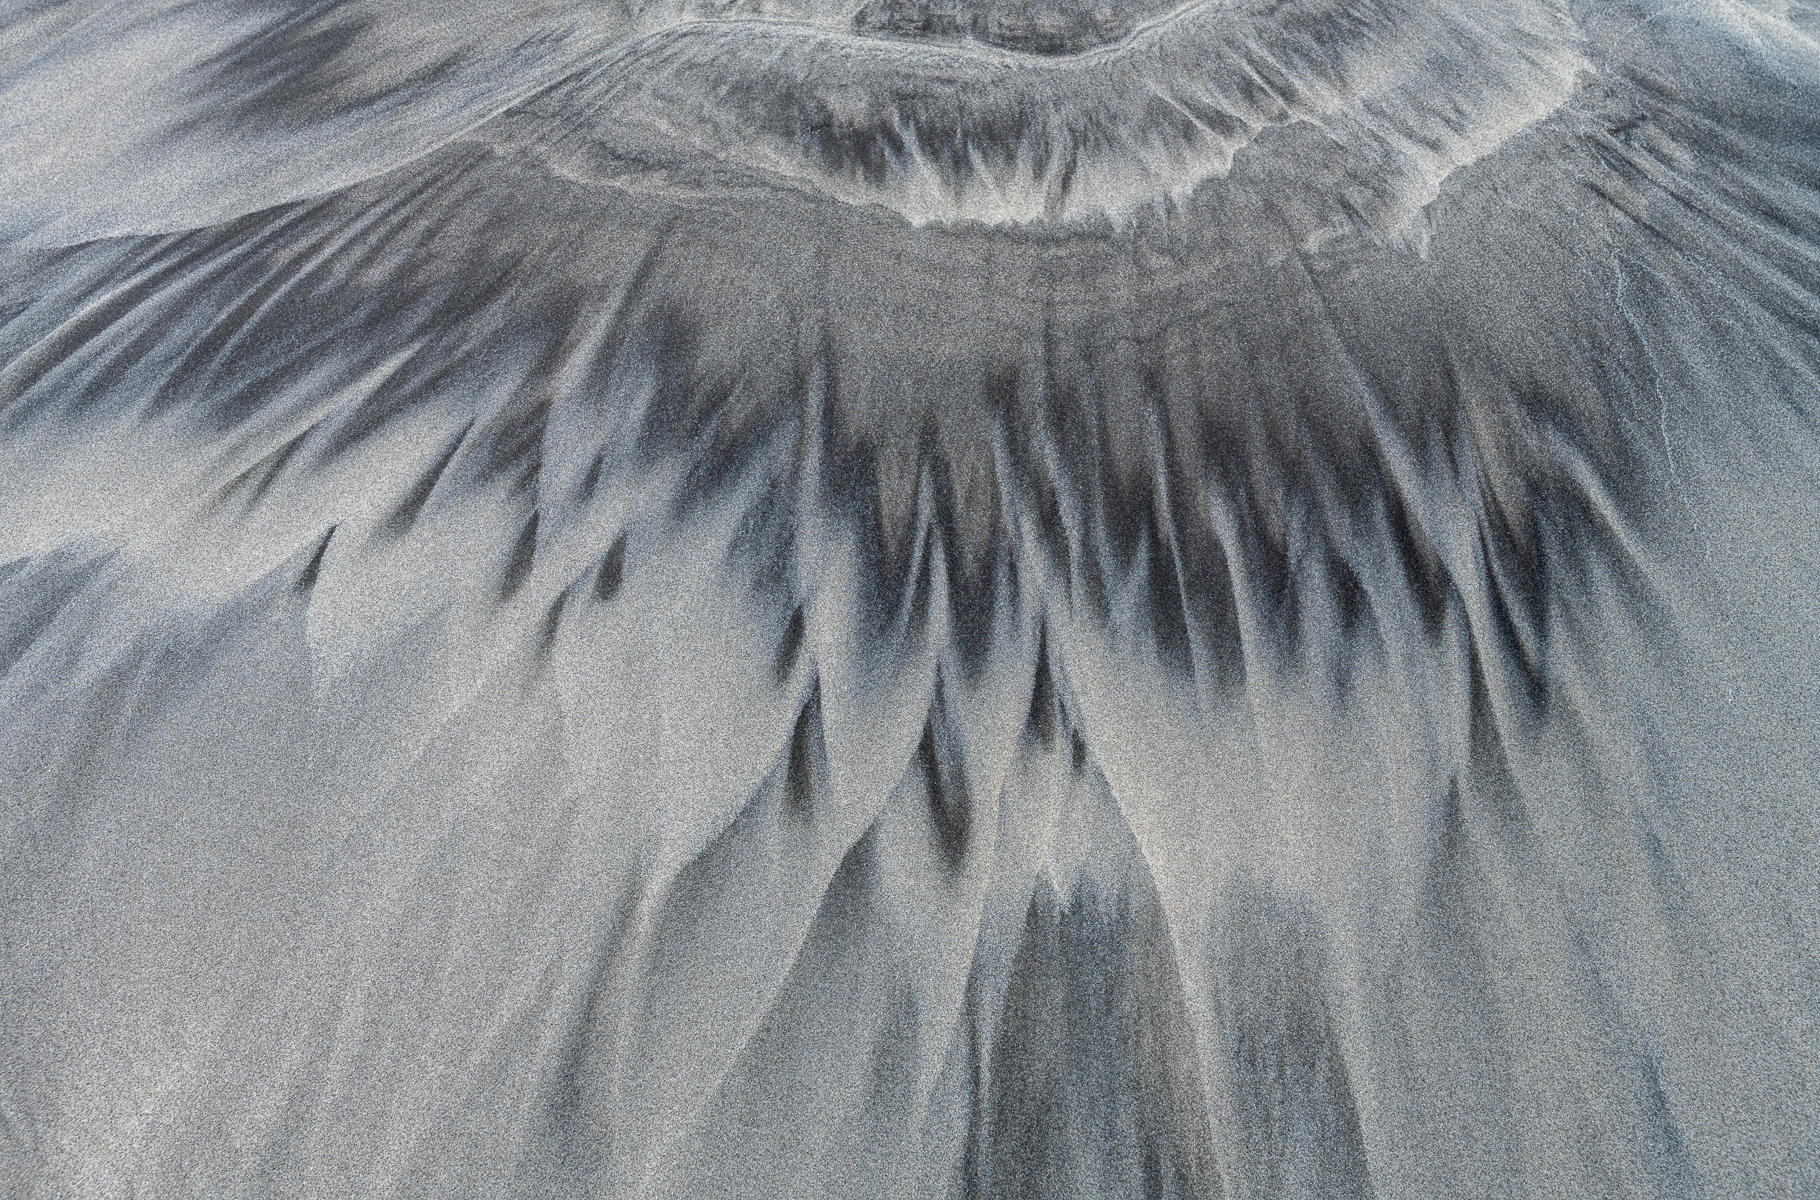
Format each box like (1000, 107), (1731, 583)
(0, 0), (1817, 1195)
